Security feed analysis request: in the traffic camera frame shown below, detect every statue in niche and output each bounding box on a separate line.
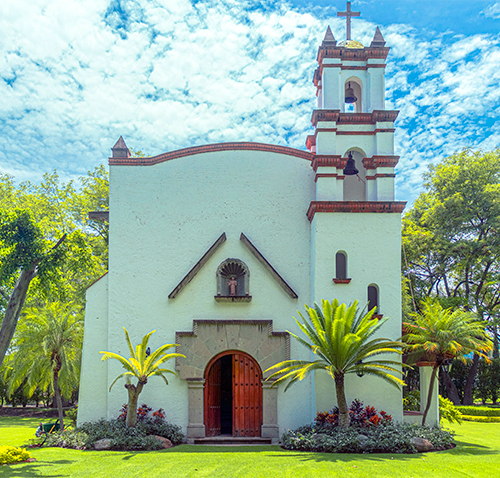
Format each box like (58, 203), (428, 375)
(217, 260), (249, 298)
(228, 276), (238, 296)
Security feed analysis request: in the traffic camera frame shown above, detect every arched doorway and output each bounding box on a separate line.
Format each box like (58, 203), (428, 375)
(204, 350), (263, 437)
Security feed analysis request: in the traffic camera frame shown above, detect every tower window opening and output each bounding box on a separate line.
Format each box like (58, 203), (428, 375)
(344, 79), (362, 112)
(336, 252), (347, 280)
(368, 285), (379, 314)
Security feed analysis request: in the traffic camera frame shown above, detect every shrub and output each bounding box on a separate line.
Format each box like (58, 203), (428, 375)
(65, 406), (78, 428)
(44, 429), (88, 449)
(439, 396), (462, 424)
(456, 406), (500, 417)
(76, 417), (184, 450)
(281, 421), (455, 454)
(461, 415), (500, 423)
(0, 445), (32, 465)
(403, 390), (420, 411)
(315, 399), (392, 428)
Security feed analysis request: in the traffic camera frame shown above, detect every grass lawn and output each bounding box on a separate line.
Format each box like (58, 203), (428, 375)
(1, 417), (499, 477)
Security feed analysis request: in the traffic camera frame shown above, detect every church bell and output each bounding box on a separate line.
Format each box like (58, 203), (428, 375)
(343, 151), (359, 176)
(345, 82), (357, 103)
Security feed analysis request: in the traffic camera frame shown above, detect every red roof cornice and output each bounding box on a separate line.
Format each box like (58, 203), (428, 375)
(109, 142), (313, 166)
(307, 201), (407, 221)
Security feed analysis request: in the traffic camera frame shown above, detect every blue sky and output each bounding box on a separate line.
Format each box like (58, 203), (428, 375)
(1, 0), (500, 203)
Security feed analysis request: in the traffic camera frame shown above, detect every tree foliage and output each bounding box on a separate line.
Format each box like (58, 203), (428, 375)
(0, 167), (108, 368)
(6, 302), (84, 429)
(403, 298), (492, 424)
(403, 149), (500, 403)
(100, 328), (184, 427)
(265, 299), (405, 428)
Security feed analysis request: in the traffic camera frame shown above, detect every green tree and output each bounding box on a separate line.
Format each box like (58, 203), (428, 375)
(0, 167), (109, 367)
(403, 149), (500, 404)
(0, 209), (66, 368)
(100, 328), (184, 427)
(265, 299), (405, 428)
(403, 299), (492, 425)
(7, 302), (84, 430)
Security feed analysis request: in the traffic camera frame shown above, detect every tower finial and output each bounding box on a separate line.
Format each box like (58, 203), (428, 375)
(322, 26), (337, 47)
(111, 136), (131, 158)
(370, 27), (386, 47)
(337, 1), (360, 41)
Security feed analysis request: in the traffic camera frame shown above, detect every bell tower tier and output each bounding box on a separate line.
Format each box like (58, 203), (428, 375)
(306, 24), (400, 203)
(307, 8), (405, 421)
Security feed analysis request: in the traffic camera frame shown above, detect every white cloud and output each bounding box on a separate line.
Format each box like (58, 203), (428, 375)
(482, 2), (500, 19)
(0, 0), (499, 204)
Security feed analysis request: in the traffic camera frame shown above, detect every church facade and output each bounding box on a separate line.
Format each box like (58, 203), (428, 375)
(78, 19), (408, 442)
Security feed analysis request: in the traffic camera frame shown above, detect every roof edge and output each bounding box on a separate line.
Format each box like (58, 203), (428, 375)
(109, 142), (313, 166)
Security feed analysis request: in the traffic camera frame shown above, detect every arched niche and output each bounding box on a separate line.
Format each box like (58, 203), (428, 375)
(343, 148), (366, 201)
(216, 259), (251, 302)
(344, 77), (363, 113)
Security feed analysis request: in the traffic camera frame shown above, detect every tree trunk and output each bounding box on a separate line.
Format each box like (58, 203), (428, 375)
(0, 264), (37, 368)
(422, 365), (439, 426)
(53, 369), (64, 431)
(334, 374), (350, 428)
(125, 381), (145, 427)
(463, 353), (480, 405)
(493, 326), (499, 360)
(442, 370), (461, 405)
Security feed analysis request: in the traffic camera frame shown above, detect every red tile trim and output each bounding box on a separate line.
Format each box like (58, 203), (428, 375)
(311, 110), (399, 127)
(312, 155), (345, 171)
(110, 142), (313, 166)
(333, 278), (351, 284)
(307, 201), (407, 221)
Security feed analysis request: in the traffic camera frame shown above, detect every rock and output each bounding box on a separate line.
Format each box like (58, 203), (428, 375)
(411, 437), (433, 452)
(357, 434), (369, 450)
(94, 438), (112, 450)
(150, 435), (173, 449)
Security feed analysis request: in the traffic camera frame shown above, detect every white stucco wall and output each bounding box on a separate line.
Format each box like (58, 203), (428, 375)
(78, 274), (109, 426)
(310, 211), (403, 421)
(90, 149), (316, 434)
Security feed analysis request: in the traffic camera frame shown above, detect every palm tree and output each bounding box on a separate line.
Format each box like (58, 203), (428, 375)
(7, 302), (83, 430)
(403, 299), (492, 425)
(265, 299), (405, 427)
(100, 328), (185, 427)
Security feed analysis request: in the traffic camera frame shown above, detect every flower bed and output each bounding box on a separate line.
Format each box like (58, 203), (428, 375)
(44, 404), (184, 451)
(281, 400), (455, 454)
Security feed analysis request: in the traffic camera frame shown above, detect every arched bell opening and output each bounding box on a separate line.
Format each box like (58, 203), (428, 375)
(344, 78), (363, 113)
(343, 148), (366, 201)
(204, 350), (263, 438)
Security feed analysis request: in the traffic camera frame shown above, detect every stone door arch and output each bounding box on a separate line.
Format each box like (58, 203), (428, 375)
(176, 319), (289, 441)
(204, 350), (263, 437)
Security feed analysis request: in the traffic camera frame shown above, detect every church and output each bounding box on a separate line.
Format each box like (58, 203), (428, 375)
(77, 4), (411, 442)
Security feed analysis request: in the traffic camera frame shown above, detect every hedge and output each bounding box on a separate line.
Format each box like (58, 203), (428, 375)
(456, 406), (500, 417)
(461, 415), (500, 423)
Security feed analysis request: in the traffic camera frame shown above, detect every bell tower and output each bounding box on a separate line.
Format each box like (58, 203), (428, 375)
(307, 2), (406, 419)
(306, 2), (399, 203)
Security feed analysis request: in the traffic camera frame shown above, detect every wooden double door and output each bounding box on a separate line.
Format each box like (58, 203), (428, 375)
(204, 351), (262, 437)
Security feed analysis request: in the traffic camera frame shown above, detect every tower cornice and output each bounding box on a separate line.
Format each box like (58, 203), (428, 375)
(317, 46), (390, 64)
(311, 110), (399, 127)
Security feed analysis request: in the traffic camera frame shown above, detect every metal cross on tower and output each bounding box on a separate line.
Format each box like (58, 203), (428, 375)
(337, 1), (360, 41)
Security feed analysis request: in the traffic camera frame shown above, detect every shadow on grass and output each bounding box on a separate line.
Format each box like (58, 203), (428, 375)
(0, 460), (74, 477)
(449, 440), (495, 455)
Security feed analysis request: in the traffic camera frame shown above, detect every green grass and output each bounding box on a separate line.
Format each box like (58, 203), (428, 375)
(1, 417), (500, 477)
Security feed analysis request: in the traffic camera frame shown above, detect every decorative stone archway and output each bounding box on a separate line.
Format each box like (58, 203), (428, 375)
(176, 320), (290, 442)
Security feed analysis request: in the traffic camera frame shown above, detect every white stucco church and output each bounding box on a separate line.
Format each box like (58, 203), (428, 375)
(77, 5), (434, 442)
